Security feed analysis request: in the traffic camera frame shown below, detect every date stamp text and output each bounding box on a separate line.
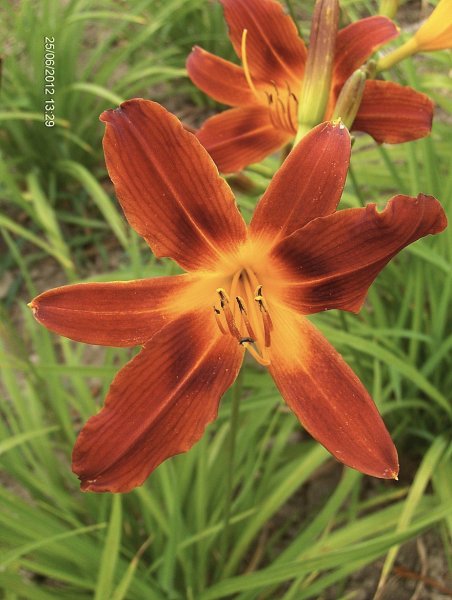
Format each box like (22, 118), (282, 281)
(44, 37), (55, 127)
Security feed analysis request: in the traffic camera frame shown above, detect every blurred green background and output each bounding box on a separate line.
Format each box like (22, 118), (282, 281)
(0, 0), (451, 598)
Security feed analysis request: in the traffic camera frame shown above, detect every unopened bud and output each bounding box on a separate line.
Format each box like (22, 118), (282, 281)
(332, 68), (367, 129)
(296, 0), (339, 141)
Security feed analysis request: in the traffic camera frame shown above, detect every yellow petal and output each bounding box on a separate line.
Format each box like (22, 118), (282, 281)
(414, 0), (452, 51)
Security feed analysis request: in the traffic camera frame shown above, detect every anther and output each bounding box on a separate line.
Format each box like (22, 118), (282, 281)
(236, 296), (257, 340)
(217, 288), (229, 303)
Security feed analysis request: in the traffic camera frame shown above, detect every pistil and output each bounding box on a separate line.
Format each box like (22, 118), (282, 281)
(241, 29), (260, 99)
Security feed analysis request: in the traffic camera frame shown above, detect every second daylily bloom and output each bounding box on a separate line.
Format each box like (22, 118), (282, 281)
(30, 100), (446, 493)
(377, 0), (452, 71)
(187, 0), (434, 173)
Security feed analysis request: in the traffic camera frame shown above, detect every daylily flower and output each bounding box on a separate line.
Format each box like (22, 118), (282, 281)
(186, 0), (434, 173)
(30, 99), (446, 493)
(377, 0), (452, 71)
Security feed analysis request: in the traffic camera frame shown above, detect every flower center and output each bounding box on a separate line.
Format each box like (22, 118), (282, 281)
(241, 29), (298, 135)
(213, 268), (273, 366)
(265, 83), (298, 134)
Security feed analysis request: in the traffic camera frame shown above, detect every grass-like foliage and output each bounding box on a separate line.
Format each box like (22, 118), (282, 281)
(0, 0), (451, 598)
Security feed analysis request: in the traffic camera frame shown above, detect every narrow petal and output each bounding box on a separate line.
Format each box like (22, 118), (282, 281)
(352, 80), (433, 144)
(268, 308), (398, 478)
(272, 194), (447, 314)
(101, 99), (247, 272)
(221, 0), (307, 86)
(333, 16), (399, 90)
(250, 121), (351, 244)
(196, 106), (292, 174)
(29, 275), (198, 347)
(186, 46), (258, 107)
(72, 310), (244, 492)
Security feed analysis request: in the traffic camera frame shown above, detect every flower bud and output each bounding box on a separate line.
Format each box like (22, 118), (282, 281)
(332, 68), (367, 129)
(296, 0), (339, 141)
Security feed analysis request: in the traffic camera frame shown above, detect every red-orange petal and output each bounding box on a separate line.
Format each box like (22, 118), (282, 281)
(352, 80), (433, 144)
(196, 105), (292, 174)
(250, 121), (351, 244)
(272, 194), (447, 314)
(101, 99), (247, 272)
(29, 275), (196, 347)
(72, 310), (244, 493)
(186, 46), (258, 107)
(333, 16), (399, 91)
(221, 0), (307, 87)
(268, 308), (399, 478)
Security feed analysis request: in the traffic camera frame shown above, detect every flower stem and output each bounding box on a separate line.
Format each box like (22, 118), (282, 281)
(219, 367), (244, 568)
(376, 38), (418, 72)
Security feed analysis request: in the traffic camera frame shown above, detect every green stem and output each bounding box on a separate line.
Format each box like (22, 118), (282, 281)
(376, 38), (418, 72)
(218, 368), (244, 569)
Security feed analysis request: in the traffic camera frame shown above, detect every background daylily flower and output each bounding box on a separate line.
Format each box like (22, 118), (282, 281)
(186, 0), (434, 173)
(30, 99), (446, 493)
(377, 0), (452, 71)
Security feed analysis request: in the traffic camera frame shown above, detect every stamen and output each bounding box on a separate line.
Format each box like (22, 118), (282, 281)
(264, 80), (298, 134)
(241, 29), (259, 99)
(217, 288), (241, 339)
(229, 270), (242, 318)
(213, 307), (227, 335)
(277, 97), (288, 130)
(254, 286), (273, 348)
(236, 296), (257, 340)
(262, 311), (273, 347)
(215, 273), (273, 366)
(287, 93), (298, 133)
